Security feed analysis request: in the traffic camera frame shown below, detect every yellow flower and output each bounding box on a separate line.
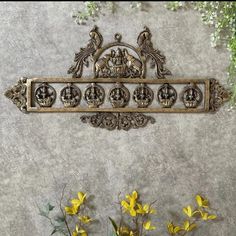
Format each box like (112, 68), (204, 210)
(78, 229), (87, 236)
(73, 232), (78, 236)
(72, 225), (88, 236)
(199, 210), (217, 220)
(121, 191), (138, 217)
(182, 205), (199, 218)
(117, 226), (134, 236)
(196, 195), (209, 208)
(136, 203), (156, 215)
(71, 192), (87, 208)
(183, 205), (193, 217)
(167, 222), (182, 235)
(126, 191), (138, 202)
(183, 220), (197, 232)
(121, 200), (137, 217)
(65, 204), (78, 215)
(65, 192), (87, 215)
(143, 220), (156, 231)
(79, 215), (93, 224)
(72, 225), (79, 236)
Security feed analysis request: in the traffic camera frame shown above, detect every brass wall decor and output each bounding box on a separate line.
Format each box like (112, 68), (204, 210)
(133, 84), (154, 108)
(84, 83), (105, 108)
(109, 83), (130, 108)
(60, 83), (81, 108)
(5, 26), (231, 131)
(180, 83), (203, 109)
(157, 83), (177, 108)
(35, 83), (56, 107)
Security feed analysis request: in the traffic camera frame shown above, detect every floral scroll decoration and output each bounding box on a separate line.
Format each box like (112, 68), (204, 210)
(210, 79), (231, 112)
(67, 25), (171, 79)
(4, 77), (27, 113)
(67, 25), (103, 78)
(137, 26), (171, 79)
(81, 113), (155, 131)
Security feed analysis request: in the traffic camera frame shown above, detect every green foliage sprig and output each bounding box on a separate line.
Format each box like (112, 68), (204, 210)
(39, 186), (94, 236)
(72, 2), (143, 25)
(165, 1), (236, 110)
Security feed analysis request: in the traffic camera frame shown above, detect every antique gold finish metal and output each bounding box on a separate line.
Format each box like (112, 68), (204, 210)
(4, 26), (231, 131)
(60, 83), (81, 108)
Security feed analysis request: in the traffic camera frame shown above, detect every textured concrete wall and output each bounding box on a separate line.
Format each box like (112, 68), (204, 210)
(0, 2), (235, 236)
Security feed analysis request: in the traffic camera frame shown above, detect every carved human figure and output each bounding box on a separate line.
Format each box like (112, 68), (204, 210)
(35, 83), (56, 107)
(133, 84), (153, 108)
(84, 83), (105, 108)
(181, 84), (203, 108)
(157, 83), (177, 108)
(60, 84), (81, 107)
(109, 83), (130, 108)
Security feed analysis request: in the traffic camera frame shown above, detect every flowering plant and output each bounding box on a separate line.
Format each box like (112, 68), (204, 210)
(39, 187), (94, 236)
(39, 189), (217, 236)
(109, 190), (157, 236)
(109, 191), (217, 236)
(167, 194), (217, 235)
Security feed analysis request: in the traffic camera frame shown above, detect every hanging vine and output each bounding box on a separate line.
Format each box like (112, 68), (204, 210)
(165, 1), (236, 110)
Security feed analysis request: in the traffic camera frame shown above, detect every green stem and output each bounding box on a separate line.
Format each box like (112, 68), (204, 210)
(59, 185), (72, 236)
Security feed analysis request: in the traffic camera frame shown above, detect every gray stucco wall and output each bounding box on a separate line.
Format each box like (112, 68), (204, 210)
(0, 2), (235, 236)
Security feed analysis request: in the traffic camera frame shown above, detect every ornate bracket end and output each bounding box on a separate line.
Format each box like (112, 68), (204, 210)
(4, 77), (28, 113)
(209, 79), (231, 112)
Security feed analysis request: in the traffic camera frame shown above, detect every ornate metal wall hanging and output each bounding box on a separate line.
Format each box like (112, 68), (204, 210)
(5, 26), (230, 130)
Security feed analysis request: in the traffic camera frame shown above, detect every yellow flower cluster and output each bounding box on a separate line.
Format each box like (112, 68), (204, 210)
(64, 192), (93, 236)
(117, 191), (156, 236)
(167, 195), (217, 235)
(41, 189), (218, 236)
(121, 191), (156, 218)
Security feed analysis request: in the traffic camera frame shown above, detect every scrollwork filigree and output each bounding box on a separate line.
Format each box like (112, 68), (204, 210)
(68, 25), (103, 78)
(209, 79), (230, 111)
(4, 77), (27, 113)
(81, 113), (155, 131)
(137, 26), (171, 78)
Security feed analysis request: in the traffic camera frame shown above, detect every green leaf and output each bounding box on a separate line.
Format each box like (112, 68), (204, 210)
(54, 216), (66, 227)
(38, 203), (55, 218)
(109, 217), (118, 234)
(38, 207), (49, 218)
(51, 229), (57, 235)
(47, 203), (55, 212)
(55, 215), (65, 223)
(51, 226), (67, 235)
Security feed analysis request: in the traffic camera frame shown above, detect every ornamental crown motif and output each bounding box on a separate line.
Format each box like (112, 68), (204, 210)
(4, 26), (231, 131)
